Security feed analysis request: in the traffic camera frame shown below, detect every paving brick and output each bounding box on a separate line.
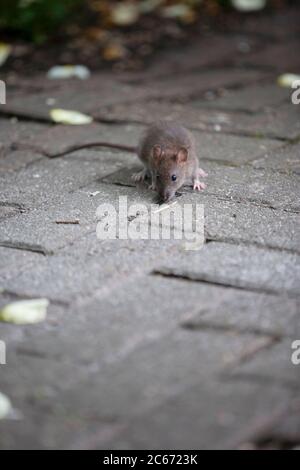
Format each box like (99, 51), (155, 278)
(0, 283), (276, 450)
(2, 75), (153, 121)
(0, 178), (150, 255)
(0, 149), (135, 209)
(179, 288), (300, 339)
(4, 73), (65, 94)
(32, 328), (272, 425)
(154, 241), (300, 296)
(193, 161), (300, 212)
(0, 119), (49, 151)
(0, 275), (287, 359)
(80, 276), (299, 339)
(101, 380), (295, 450)
(0, 275), (297, 449)
(0, 203), (23, 221)
(94, 68), (268, 113)
(0, 349), (117, 449)
(179, 192), (300, 253)
(0, 119), (48, 172)
(39, 276), (300, 352)
(195, 133), (283, 166)
(0, 227), (178, 303)
(1, 267), (298, 375)
(0, 150), (44, 174)
(0, 405), (119, 450)
(2, 69), (268, 123)
(194, 83), (291, 113)
(244, 40), (300, 73)
(99, 100), (300, 140)
(251, 141), (300, 175)
(0, 246), (43, 281)
(267, 401), (300, 446)
(229, 339), (300, 389)
(23, 122), (143, 157)
(202, 103), (300, 141)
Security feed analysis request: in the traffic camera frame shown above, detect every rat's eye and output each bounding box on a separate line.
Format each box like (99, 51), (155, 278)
(171, 175), (177, 182)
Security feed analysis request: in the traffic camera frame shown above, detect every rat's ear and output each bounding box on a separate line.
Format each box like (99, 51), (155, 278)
(177, 147), (188, 163)
(152, 145), (162, 161)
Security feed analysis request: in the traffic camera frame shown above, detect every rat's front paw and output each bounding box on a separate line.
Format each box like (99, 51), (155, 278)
(193, 180), (206, 191)
(132, 169), (147, 183)
(148, 182), (156, 191)
(198, 168), (208, 178)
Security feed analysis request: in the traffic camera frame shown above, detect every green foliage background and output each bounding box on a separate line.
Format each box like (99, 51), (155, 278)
(0, 0), (81, 42)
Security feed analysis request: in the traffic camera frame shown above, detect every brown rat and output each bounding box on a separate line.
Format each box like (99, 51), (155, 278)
(133, 121), (207, 202)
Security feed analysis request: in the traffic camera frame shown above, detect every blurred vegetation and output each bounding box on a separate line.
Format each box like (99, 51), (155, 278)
(0, 0), (290, 43)
(0, 0), (82, 43)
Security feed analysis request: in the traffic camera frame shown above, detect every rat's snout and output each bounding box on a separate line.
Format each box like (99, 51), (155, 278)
(160, 189), (172, 202)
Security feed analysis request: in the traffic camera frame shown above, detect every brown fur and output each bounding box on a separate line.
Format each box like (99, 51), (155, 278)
(136, 121), (203, 201)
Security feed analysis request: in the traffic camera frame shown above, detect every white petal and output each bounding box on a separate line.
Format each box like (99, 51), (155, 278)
(0, 298), (49, 324)
(49, 109), (93, 125)
(111, 4), (139, 26)
(161, 4), (191, 18)
(231, 0), (266, 12)
(0, 392), (12, 419)
(0, 43), (11, 67)
(139, 0), (163, 14)
(47, 65), (91, 80)
(277, 74), (300, 88)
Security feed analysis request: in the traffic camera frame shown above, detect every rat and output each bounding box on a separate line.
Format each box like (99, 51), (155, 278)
(132, 121), (207, 202)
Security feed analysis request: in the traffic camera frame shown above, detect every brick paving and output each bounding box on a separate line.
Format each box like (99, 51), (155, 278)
(0, 7), (299, 450)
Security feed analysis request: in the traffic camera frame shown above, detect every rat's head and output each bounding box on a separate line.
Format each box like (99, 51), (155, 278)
(152, 144), (188, 202)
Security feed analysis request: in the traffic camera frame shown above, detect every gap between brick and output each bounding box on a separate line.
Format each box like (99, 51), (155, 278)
(151, 270), (299, 298)
(0, 241), (50, 255)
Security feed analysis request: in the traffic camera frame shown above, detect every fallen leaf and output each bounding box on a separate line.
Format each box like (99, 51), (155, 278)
(47, 65), (91, 80)
(0, 43), (11, 67)
(231, 0), (266, 11)
(102, 42), (127, 61)
(161, 4), (195, 22)
(0, 298), (49, 325)
(50, 109), (93, 125)
(139, 0), (164, 14)
(277, 74), (300, 88)
(0, 392), (12, 419)
(84, 27), (107, 42)
(111, 3), (139, 26)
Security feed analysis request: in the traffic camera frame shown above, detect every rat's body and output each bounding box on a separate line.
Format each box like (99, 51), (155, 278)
(133, 121), (207, 202)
